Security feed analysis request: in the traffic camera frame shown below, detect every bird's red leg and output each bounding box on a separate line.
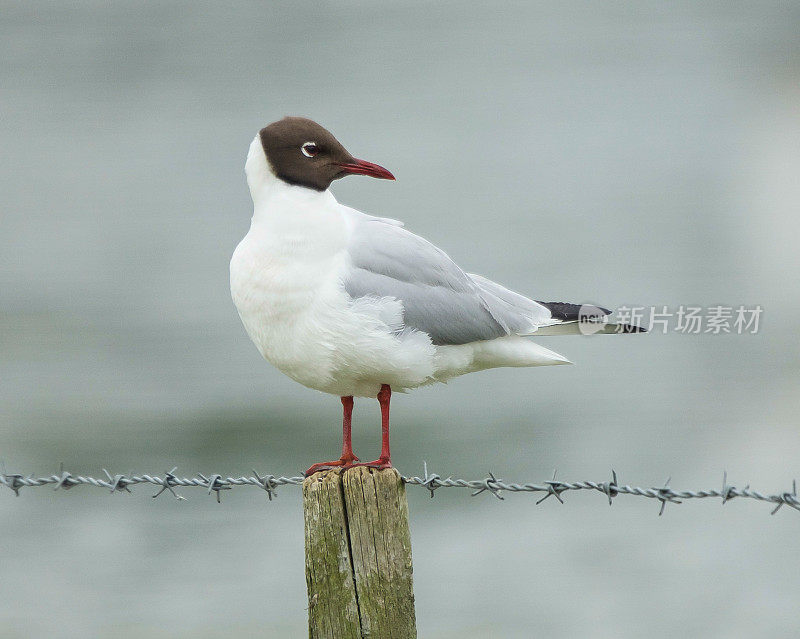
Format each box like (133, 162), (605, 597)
(339, 396), (357, 462)
(377, 384), (392, 465)
(352, 384), (393, 470)
(305, 396), (359, 476)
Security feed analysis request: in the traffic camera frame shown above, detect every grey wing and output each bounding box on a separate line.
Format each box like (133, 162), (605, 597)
(466, 273), (554, 327)
(343, 216), (550, 345)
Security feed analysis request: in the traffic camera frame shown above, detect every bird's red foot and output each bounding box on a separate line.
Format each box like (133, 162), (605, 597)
(305, 454), (360, 477)
(350, 457), (392, 471)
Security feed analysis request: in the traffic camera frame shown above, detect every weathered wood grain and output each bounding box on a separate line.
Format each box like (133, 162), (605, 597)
(303, 467), (416, 639)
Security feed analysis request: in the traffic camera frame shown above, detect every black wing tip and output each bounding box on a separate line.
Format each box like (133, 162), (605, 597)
(536, 301), (612, 321)
(536, 301), (647, 333)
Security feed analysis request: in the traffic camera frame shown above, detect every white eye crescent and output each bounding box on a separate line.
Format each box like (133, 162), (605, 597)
(301, 142), (319, 158)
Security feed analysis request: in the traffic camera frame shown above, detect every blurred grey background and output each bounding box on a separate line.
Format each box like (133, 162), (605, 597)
(2, 2), (800, 637)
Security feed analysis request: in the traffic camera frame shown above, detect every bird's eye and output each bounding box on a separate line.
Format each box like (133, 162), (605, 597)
(301, 142), (319, 158)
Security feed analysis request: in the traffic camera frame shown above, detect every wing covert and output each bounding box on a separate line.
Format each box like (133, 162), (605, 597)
(344, 216), (543, 345)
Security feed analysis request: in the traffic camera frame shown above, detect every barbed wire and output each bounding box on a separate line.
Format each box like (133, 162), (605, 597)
(1, 462), (797, 515)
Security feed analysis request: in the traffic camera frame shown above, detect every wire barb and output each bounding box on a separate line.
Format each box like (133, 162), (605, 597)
(102, 469), (132, 494)
(253, 470), (278, 500)
(2, 472), (25, 497)
(471, 472), (505, 500)
(54, 463), (77, 491)
(601, 469), (619, 506)
(771, 479), (799, 515)
(653, 476), (681, 516)
(417, 461), (443, 499)
(152, 467), (185, 501)
(721, 471), (737, 505)
(537, 469), (566, 505)
(197, 473), (231, 503)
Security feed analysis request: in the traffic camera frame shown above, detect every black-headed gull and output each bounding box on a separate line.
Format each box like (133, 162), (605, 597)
(230, 117), (644, 475)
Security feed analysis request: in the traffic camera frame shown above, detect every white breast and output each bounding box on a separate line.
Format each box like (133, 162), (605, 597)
(230, 180), (347, 377)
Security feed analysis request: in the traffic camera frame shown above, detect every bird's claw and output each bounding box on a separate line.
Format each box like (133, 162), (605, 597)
(305, 455), (360, 477)
(349, 458), (392, 471)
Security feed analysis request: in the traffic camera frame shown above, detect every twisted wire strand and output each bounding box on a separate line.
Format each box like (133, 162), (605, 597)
(1, 463), (797, 515)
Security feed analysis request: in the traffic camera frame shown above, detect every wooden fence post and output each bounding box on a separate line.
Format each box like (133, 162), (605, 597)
(303, 466), (417, 639)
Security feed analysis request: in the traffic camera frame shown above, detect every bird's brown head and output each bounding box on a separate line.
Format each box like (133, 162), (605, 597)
(258, 117), (395, 191)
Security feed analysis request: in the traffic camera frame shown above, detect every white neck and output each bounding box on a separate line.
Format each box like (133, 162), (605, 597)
(245, 136), (336, 223)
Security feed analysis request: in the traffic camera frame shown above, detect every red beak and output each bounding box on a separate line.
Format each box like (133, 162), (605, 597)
(335, 158), (395, 181)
